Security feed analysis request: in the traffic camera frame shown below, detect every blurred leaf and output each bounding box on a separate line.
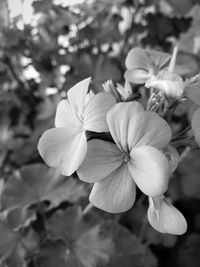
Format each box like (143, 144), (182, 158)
(0, 0), (9, 29)
(32, 0), (53, 13)
(75, 225), (113, 267)
(174, 52), (199, 76)
(6, 207), (36, 230)
(179, 5), (200, 54)
(0, 214), (38, 266)
(94, 55), (122, 85)
(35, 240), (83, 267)
(167, 0), (193, 15)
(192, 108), (200, 146)
(177, 233), (200, 267)
(1, 164), (87, 211)
(45, 206), (83, 241)
(46, 206), (113, 267)
(145, 225), (177, 247)
(102, 221), (149, 267)
(179, 150), (200, 199)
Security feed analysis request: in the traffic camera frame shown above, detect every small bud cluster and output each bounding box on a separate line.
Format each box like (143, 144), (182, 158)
(38, 46), (200, 235)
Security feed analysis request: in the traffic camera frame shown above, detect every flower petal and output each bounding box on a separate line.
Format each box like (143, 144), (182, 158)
(146, 50), (171, 70)
(191, 107), (200, 146)
(124, 69), (152, 84)
(107, 102), (171, 153)
(89, 164), (136, 213)
(148, 197), (187, 235)
(77, 139), (124, 183)
(38, 127), (87, 176)
(67, 77), (91, 118)
(125, 48), (152, 70)
(83, 92), (116, 132)
(129, 146), (170, 196)
(125, 48), (170, 72)
(185, 74), (200, 106)
(55, 99), (82, 128)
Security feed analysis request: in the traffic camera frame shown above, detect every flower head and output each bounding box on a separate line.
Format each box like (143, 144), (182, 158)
(78, 101), (171, 213)
(124, 47), (171, 84)
(38, 77), (116, 176)
(148, 196), (187, 235)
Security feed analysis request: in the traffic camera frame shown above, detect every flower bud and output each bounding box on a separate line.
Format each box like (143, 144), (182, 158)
(102, 80), (120, 102)
(116, 81), (132, 100)
(147, 196), (187, 235)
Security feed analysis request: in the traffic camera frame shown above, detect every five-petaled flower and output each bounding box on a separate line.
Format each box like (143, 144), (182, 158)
(78, 101), (172, 213)
(148, 195), (187, 235)
(38, 77), (116, 176)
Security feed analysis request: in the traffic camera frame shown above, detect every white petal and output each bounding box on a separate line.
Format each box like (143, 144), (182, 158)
(124, 69), (152, 84)
(129, 146), (170, 196)
(191, 107), (200, 146)
(38, 127), (87, 176)
(146, 50), (171, 70)
(83, 92), (116, 132)
(67, 77), (91, 119)
(107, 102), (171, 153)
(55, 99), (82, 128)
(77, 139), (124, 183)
(148, 197), (187, 235)
(125, 48), (151, 70)
(89, 164), (136, 213)
(106, 102), (144, 152)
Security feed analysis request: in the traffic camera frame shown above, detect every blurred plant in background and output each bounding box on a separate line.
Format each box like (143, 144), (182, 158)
(1, 0), (200, 266)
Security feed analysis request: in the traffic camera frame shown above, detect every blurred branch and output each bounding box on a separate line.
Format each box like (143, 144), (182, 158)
(1, 55), (30, 91)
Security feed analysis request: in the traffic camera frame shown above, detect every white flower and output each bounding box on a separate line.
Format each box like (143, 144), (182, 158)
(78, 101), (171, 213)
(38, 77), (116, 176)
(145, 70), (185, 99)
(124, 47), (171, 84)
(148, 196), (187, 235)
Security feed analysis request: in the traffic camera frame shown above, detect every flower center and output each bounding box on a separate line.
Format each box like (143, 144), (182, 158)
(123, 152), (130, 163)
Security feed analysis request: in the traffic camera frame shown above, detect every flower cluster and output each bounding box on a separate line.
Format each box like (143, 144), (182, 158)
(38, 46), (200, 235)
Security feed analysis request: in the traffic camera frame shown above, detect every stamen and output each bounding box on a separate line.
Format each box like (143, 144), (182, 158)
(168, 45), (178, 73)
(124, 153), (130, 163)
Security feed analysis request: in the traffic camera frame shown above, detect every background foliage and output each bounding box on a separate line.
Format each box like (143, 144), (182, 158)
(1, 0), (200, 266)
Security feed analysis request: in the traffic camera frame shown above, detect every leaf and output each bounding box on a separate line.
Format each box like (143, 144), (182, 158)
(0, 214), (38, 266)
(75, 225), (113, 267)
(32, 0), (53, 13)
(145, 225), (177, 247)
(45, 206), (83, 241)
(94, 56), (122, 85)
(167, 0), (193, 15)
(179, 5), (200, 54)
(1, 164), (87, 211)
(46, 206), (113, 267)
(179, 150), (200, 199)
(0, 0), (9, 29)
(35, 240), (84, 267)
(192, 108), (200, 146)
(177, 234), (200, 267)
(6, 207), (36, 230)
(102, 221), (148, 267)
